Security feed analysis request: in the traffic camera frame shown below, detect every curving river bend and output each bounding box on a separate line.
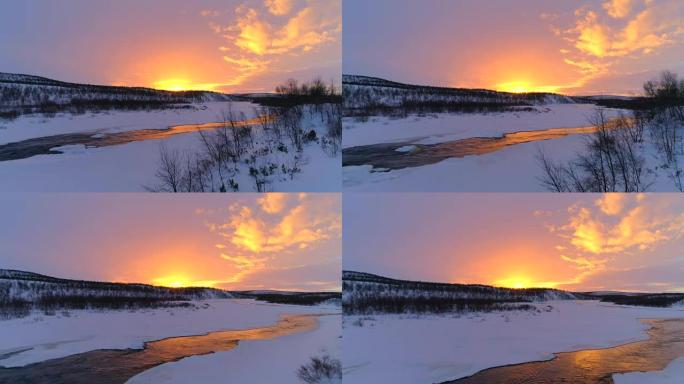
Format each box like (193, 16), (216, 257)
(0, 313), (327, 384)
(443, 318), (684, 384)
(0, 116), (269, 162)
(343, 125), (599, 171)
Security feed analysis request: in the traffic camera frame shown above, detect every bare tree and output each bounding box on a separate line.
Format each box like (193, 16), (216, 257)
(152, 143), (183, 192)
(297, 355), (342, 384)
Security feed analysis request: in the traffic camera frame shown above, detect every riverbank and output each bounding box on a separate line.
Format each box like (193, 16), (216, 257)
(342, 300), (684, 383)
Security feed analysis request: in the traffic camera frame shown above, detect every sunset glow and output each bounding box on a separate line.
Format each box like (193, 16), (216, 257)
(494, 276), (536, 289)
(0, 194), (341, 292)
(495, 81), (562, 94)
(344, 0), (684, 95)
(344, 193), (684, 293)
(152, 275), (214, 288)
(153, 79), (220, 92)
(0, 0), (341, 93)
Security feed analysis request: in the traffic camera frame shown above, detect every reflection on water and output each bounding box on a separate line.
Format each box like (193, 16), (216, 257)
(0, 116), (269, 162)
(0, 314), (321, 384)
(444, 318), (684, 384)
(343, 125), (601, 170)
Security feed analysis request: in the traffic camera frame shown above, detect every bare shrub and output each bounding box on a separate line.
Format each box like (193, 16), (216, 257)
(538, 110), (649, 192)
(297, 354), (342, 384)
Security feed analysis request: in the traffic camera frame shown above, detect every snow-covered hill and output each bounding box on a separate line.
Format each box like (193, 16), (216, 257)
(583, 291), (684, 307)
(343, 74), (577, 114)
(343, 271), (579, 314)
(0, 269), (232, 308)
(0, 72), (232, 110)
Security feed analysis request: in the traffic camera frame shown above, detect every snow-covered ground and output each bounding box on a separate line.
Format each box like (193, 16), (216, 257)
(343, 134), (584, 192)
(614, 357), (684, 384)
(342, 104), (616, 149)
(0, 103), (341, 192)
(127, 314), (341, 384)
(0, 299), (338, 368)
(343, 104), (683, 191)
(0, 102), (253, 145)
(342, 300), (684, 384)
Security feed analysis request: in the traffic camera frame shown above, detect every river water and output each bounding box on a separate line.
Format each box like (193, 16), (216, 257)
(444, 318), (684, 384)
(343, 125), (598, 170)
(0, 116), (268, 162)
(0, 314), (321, 384)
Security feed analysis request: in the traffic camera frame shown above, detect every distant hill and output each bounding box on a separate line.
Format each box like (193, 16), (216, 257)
(0, 268), (232, 305)
(0, 72), (232, 116)
(343, 74), (580, 116)
(343, 270), (579, 315)
(341, 74), (664, 117)
(582, 290), (684, 307)
(0, 269), (341, 319)
(234, 290), (341, 306)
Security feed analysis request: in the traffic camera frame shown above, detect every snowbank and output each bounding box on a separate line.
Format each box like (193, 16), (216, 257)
(614, 358), (684, 384)
(0, 102), (255, 145)
(342, 104), (622, 149)
(344, 134), (585, 192)
(0, 106), (340, 192)
(0, 299), (338, 368)
(126, 314), (341, 384)
(342, 300), (684, 384)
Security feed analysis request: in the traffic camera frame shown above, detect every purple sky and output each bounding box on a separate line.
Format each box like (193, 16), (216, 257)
(0, 0), (340, 93)
(343, 0), (684, 95)
(0, 193), (341, 291)
(344, 193), (684, 292)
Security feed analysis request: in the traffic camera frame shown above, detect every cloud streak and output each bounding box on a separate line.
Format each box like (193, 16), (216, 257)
(203, 193), (341, 287)
(205, 0), (340, 89)
(548, 0), (684, 92)
(544, 194), (684, 290)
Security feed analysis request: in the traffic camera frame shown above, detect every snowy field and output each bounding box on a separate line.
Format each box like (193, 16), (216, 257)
(344, 134), (584, 192)
(127, 314), (341, 384)
(342, 300), (684, 384)
(343, 104), (684, 192)
(0, 299), (338, 368)
(0, 102), (340, 192)
(614, 357), (684, 384)
(342, 104), (616, 149)
(0, 102), (253, 145)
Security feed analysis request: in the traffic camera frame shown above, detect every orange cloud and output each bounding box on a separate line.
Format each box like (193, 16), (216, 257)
(543, 0), (684, 94)
(542, 194), (684, 289)
(567, 1), (684, 58)
(229, 5), (338, 56)
(595, 193), (626, 215)
(603, 0), (633, 19)
(554, 195), (684, 256)
(258, 192), (289, 214)
(197, 194), (340, 288)
(265, 0), (294, 16)
(210, 0), (340, 87)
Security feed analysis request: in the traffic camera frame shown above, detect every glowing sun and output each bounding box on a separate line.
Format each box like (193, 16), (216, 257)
(495, 276), (535, 289)
(153, 78), (219, 92)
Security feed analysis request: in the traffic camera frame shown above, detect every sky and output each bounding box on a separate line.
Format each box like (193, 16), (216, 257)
(0, 193), (341, 291)
(0, 0), (340, 93)
(343, 0), (684, 95)
(344, 193), (684, 293)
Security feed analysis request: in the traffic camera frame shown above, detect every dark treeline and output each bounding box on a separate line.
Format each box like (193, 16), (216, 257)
(237, 291), (341, 306)
(345, 101), (537, 119)
(0, 269), (229, 319)
(538, 71), (684, 192)
(343, 74), (574, 117)
(593, 293), (684, 308)
(343, 271), (576, 315)
(245, 78), (342, 108)
(0, 72), (229, 119)
(344, 296), (536, 315)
